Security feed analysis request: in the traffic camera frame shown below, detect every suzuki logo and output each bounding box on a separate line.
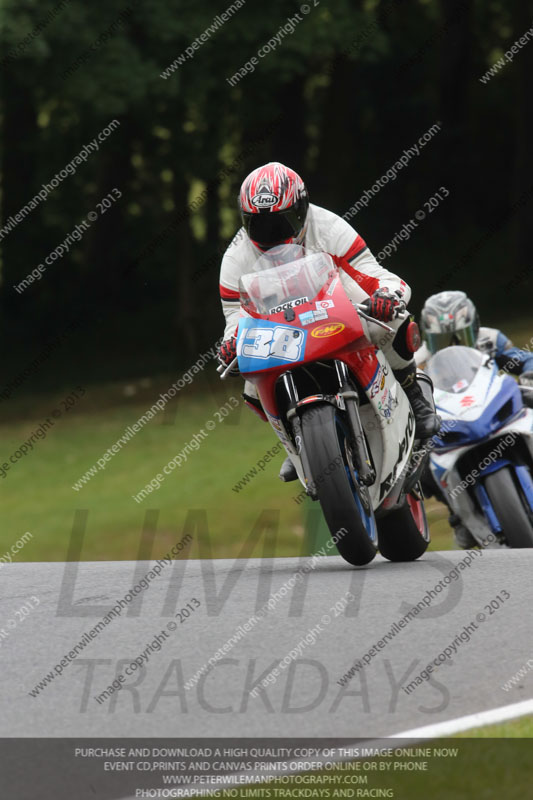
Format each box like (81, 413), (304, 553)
(311, 322), (345, 338)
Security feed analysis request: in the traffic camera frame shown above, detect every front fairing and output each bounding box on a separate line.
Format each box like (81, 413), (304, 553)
(236, 265), (367, 376)
(428, 347), (525, 451)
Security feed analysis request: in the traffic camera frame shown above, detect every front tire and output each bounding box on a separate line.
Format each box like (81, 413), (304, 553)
(483, 467), (533, 547)
(300, 403), (378, 566)
(377, 491), (430, 562)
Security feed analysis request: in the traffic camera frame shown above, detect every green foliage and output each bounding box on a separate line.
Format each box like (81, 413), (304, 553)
(0, 379), (456, 560)
(1, 0), (532, 382)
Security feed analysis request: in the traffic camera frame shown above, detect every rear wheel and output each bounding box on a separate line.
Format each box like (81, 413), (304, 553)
(377, 490), (430, 562)
(483, 467), (533, 547)
(300, 403), (378, 566)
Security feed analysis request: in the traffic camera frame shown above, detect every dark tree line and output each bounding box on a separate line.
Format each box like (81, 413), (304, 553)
(1, 0), (532, 390)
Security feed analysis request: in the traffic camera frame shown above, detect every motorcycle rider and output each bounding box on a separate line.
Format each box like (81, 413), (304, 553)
(417, 290), (533, 547)
(218, 162), (440, 482)
(417, 290), (533, 381)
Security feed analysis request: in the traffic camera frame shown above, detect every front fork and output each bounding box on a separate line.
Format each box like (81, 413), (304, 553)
(334, 361), (375, 487)
(284, 361), (376, 499)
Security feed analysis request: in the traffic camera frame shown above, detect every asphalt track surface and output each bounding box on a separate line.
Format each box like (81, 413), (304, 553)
(2, 548), (533, 739)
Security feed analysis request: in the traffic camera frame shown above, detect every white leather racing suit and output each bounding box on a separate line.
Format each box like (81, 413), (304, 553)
(219, 203), (414, 394)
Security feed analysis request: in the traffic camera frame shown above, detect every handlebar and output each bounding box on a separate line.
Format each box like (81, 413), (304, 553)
(355, 303), (408, 333)
(217, 356), (239, 380)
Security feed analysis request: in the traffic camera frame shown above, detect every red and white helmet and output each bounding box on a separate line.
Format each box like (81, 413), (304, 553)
(239, 162), (309, 251)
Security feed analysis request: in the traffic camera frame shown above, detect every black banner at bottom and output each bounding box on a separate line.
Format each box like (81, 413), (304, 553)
(1, 738), (529, 800)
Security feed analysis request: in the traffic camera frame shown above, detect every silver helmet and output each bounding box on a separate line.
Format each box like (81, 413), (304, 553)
(420, 291), (479, 355)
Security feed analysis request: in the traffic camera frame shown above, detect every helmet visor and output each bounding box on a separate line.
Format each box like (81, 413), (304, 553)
(425, 326), (477, 355)
(243, 207), (305, 249)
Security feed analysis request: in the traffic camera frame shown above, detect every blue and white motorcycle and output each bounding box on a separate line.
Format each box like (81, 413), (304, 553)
(426, 346), (533, 547)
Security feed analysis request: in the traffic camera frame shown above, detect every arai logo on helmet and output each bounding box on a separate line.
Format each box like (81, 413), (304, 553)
(251, 193), (279, 208)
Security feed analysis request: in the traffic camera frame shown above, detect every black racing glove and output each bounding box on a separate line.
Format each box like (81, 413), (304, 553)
(362, 289), (405, 322)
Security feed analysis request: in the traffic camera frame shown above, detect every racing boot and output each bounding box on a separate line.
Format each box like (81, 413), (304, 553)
(449, 513), (477, 549)
(394, 363), (441, 441)
(279, 456), (298, 482)
(242, 383), (298, 482)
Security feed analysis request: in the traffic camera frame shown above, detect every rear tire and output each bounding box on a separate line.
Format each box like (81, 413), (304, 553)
(300, 403), (378, 566)
(483, 467), (533, 547)
(377, 491), (430, 562)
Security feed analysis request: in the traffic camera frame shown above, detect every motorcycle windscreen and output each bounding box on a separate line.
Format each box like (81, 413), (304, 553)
(426, 345), (485, 393)
(236, 317), (307, 373)
(239, 250), (335, 315)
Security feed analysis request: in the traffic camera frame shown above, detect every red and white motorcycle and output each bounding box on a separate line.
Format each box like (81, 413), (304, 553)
(219, 245), (435, 565)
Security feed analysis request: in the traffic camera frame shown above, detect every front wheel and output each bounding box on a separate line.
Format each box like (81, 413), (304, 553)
(483, 467), (533, 547)
(300, 403), (378, 566)
(377, 490), (430, 562)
